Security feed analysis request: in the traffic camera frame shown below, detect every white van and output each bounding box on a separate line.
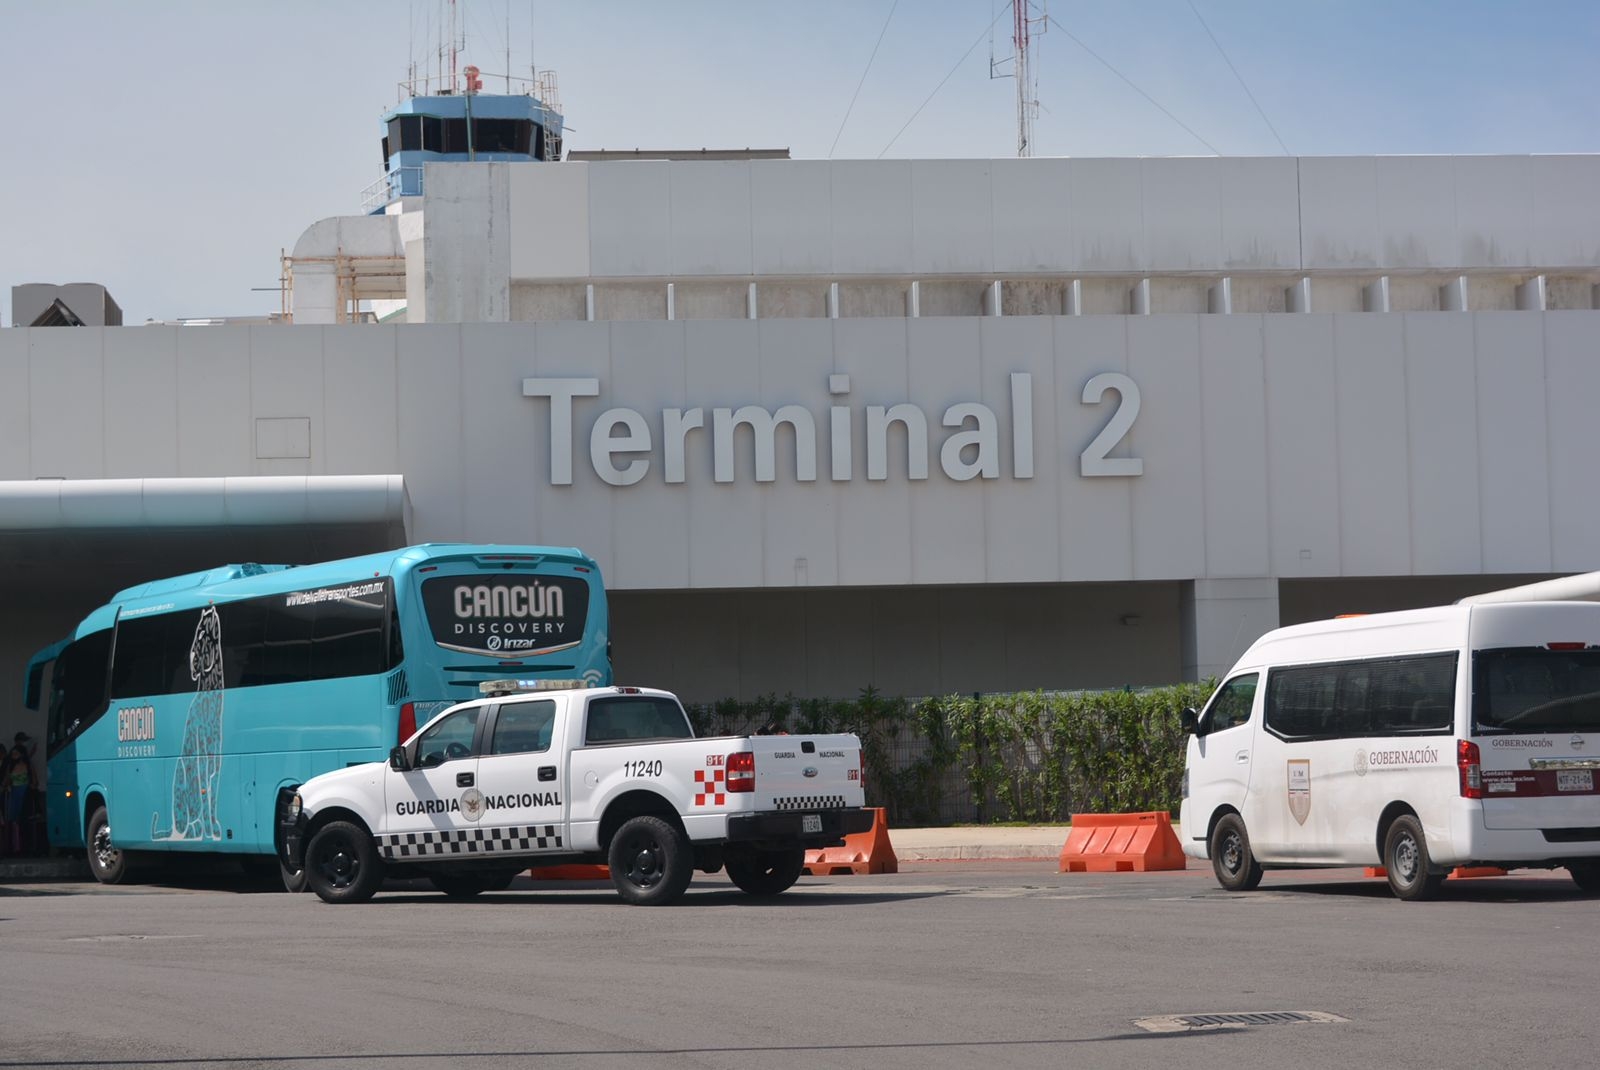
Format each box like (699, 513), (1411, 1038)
(1179, 601), (1600, 900)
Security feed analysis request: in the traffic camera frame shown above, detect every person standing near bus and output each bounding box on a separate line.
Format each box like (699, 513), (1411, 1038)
(3, 743), (32, 856)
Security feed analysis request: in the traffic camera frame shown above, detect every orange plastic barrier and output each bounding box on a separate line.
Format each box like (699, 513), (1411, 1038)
(1365, 866), (1508, 880)
(803, 807), (898, 875)
(527, 864), (610, 881)
(1058, 812), (1186, 873)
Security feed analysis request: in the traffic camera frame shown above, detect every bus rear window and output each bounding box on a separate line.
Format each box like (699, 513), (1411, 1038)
(1474, 648), (1600, 734)
(420, 574), (591, 658)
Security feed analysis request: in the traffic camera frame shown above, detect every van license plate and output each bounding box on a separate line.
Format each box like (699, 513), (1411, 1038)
(1557, 770), (1594, 793)
(802, 814), (823, 834)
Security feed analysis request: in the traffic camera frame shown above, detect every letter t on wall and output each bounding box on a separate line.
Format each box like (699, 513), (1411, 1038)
(523, 378), (601, 485)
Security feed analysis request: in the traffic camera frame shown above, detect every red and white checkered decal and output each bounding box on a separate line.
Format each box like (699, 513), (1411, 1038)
(693, 768), (726, 807)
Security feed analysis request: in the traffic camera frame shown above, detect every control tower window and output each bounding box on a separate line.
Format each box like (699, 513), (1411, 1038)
(387, 116), (423, 153)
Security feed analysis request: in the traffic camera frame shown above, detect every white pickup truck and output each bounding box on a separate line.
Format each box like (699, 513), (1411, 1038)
(278, 682), (874, 905)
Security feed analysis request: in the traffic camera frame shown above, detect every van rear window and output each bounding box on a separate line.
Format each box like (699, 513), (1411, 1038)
(1474, 648), (1600, 734)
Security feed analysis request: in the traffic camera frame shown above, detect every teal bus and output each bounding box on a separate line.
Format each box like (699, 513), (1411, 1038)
(23, 543), (610, 888)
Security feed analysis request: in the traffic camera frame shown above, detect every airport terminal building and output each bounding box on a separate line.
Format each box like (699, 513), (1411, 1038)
(6, 152), (1600, 719)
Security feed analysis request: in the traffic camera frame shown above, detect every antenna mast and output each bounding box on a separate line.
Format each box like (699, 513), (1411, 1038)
(992, 0), (1047, 157)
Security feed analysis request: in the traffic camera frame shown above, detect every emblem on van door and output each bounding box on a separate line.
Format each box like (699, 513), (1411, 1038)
(1354, 749), (1368, 777)
(1287, 759), (1311, 825)
(1573, 735), (1586, 751)
(802, 767), (818, 778)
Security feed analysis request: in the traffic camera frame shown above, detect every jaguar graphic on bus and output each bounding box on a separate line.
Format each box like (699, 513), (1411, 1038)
(23, 544), (610, 889)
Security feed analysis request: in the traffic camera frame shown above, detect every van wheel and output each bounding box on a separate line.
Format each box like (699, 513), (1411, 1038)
(304, 821), (383, 904)
(608, 815), (693, 906)
(724, 847), (806, 896)
(1568, 863), (1600, 893)
(1209, 813), (1263, 891)
(1383, 815), (1444, 901)
(85, 805), (130, 885)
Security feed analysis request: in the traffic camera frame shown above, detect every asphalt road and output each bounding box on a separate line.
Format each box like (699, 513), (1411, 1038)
(4, 862), (1597, 1069)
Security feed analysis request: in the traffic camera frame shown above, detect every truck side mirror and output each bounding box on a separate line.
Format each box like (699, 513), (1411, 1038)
(389, 745), (410, 772)
(1180, 707), (1200, 735)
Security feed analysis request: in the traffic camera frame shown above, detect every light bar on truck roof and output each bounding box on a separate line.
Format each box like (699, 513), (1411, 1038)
(478, 678), (587, 696)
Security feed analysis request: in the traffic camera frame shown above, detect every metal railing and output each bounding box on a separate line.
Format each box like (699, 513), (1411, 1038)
(360, 167), (425, 214)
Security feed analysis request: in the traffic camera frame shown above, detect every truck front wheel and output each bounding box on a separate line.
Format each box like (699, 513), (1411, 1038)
(608, 815), (693, 906)
(724, 847), (806, 897)
(304, 820), (384, 904)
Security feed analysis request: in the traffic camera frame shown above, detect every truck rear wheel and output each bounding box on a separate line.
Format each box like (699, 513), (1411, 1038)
(1568, 862), (1600, 893)
(608, 815), (692, 906)
(305, 820), (383, 904)
(725, 847), (806, 897)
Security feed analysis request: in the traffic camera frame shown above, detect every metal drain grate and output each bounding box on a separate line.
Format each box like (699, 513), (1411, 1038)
(1134, 1010), (1348, 1033)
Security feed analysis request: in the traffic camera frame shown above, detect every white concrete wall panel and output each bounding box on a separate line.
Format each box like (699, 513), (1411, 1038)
(1126, 317), (1206, 580)
(830, 161), (913, 275)
(321, 327), (398, 476)
(750, 160), (831, 275)
(905, 317), (986, 584)
(605, 321), (691, 590)
(174, 327), (252, 478)
(102, 330), (179, 477)
(1141, 159), (1222, 271)
(394, 325), (465, 536)
(1374, 156), (1459, 269)
(28, 328), (104, 478)
(1065, 159), (1145, 271)
(991, 158), (1072, 273)
(756, 319), (838, 587)
(458, 324), (547, 547)
(1263, 316), (1341, 577)
(1218, 157), (1300, 270)
(0, 330), (29, 477)
(1543, 312), (1600, 570)
(980, 317), (1058, 582)
(832, 318), (912, 585)
(669, 162), (754, 277)
(1402, 314), (1482, 574)
(586, 160), (673, 277)
(1198, 316), (1270, 577)
(1298, 157), (1380, 270)
(424, 165), (512, 322)
(1454, 156), (1533, 269)
(909, 160), (993, 275)
(1055, 316), (1133, 580)
(1472, 313), (1552, 573)
(524, 320), (613, 565)
(684, 320), (763, 587)
(508, 161), (591, 279)
(1529, 156), (1600, 269)
(248, 327), (325, 476)
(1333, 315), (1412, 575)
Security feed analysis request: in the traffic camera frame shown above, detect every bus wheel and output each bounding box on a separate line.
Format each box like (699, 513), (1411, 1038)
(1568, 863), (1600, 894)
(85, 805), (130, 885)
(280, 859), (309, 894)
(608, 815), (693, 906)
(1209, 813), (1263, 892)
(1383, 815), (1444, 901)
(724, 846), (806, 896)
(304, 821), (383, 904)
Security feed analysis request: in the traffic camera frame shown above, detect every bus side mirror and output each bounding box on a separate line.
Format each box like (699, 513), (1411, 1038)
(389, 746), (410, 772)
(1180, 707), (1200, 735)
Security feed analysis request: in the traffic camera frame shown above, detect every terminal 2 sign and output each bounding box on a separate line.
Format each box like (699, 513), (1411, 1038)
(522, 372), (1144, 487)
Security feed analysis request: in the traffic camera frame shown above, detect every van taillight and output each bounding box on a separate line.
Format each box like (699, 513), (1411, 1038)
(399, 702), (417, 745)
(727, 751), (755, 793)
(1458, 739), (1483, 799)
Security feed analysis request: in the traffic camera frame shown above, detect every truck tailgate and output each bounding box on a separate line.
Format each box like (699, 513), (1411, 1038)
(747, 734), (865, 810)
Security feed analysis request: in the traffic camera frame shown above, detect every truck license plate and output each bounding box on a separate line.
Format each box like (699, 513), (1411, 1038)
(802, 814), (823, 834)
(1557, 770), (1594, 793)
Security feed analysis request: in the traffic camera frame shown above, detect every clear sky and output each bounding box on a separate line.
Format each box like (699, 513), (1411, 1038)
(3, 0), (1597, 323)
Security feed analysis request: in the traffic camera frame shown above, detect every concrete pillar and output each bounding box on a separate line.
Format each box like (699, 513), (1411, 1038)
(746, 283), (758, 320)
(1207, 277), (1233, 314)
(1065, 278), (1083, 315)
(666, 283), (676, 321)
(828, 282), (840, 319)
(1440, 276), (1469, 312)
(1362, 276), (1390, 313)
(984, 280), (1003, 317)
(907, 280), (921, 318)
(1516, 275), (1547, 311)
(1181, 578), (1280, 682)
(1286, 277), (1313, 313)
(1131, 278), (1152, 315)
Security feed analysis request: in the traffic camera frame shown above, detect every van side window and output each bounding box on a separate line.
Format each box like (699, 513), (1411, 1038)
(1206, 674), (1258, 733)
(1267, 652), (1457, 741)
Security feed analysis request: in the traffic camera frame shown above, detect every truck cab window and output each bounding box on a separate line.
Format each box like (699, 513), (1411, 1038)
(416, 706), (482, 767)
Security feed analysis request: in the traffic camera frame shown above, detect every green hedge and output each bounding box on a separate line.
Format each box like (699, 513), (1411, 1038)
(683, 681), (1217, 826)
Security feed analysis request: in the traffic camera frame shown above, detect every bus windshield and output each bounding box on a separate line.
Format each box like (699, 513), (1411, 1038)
(1474, 647), (1600, 734)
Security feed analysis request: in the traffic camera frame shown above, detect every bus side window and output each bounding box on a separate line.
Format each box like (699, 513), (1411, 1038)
(50, 629), (113, 746)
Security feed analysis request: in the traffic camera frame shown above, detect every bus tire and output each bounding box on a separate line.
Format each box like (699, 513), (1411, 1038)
(85, 805), (130, 885)
(1209, 813), (1263, 892)
(280, 859), (309, 894)
(724, 846), (806, 896)
(304, 821), (383, 904)
(1568, 862), (1600, 893)
(1383, 814), (1444, 901)
(608, 815), (692, 906)
(430, 872), (489, 898)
